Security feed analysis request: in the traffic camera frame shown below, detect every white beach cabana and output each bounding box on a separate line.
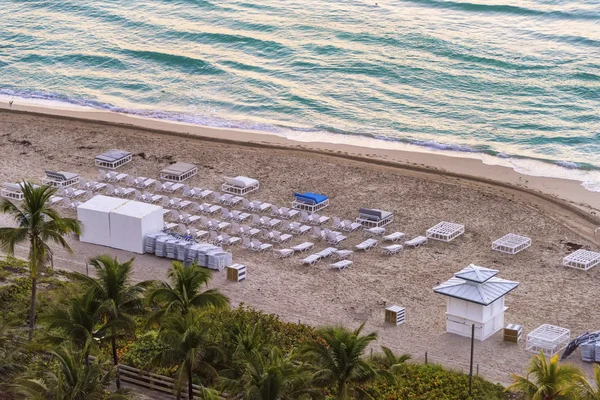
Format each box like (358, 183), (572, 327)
(433, 264), (519, 341)
(43, 171), (80, 188)
(563, 249), (600, 271)
(95, 149), (132, 170)
(292, 192), (329, 212)
(525, 324), (570, 356)
(492, 233), (531, 255)
(355, 208), (394, 228)
(426, 221), (465, 242)
(160, 162), (198, 182)
(1, 182), (25, 201)
(222, 176), (260, 195)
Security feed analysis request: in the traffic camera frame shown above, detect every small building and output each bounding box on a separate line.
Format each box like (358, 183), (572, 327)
(43, 171), (80, 188)
(95, 150), (132, 170)
(222, 176), (260, 195)
(292, 192), (329, 212)
(355, 208), (394, 228)
(160, 162), (198, 182)
(433, 264), (519, 341)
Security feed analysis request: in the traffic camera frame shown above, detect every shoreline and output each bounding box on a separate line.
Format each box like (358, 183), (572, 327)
(1, 101), (599, 219)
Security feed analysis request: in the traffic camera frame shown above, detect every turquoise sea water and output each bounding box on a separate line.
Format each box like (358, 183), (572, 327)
(1, 0), (599, 189)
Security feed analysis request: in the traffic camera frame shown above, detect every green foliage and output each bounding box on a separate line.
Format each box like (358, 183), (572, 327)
(208, 304), (318, 356)
(357, 363), (508, 400)
(121, 331), (168, 370)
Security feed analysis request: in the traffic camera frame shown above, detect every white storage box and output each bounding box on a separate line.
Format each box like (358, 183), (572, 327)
(77, 196), (129, 247)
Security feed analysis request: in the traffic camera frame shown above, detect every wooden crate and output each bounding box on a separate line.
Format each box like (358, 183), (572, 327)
(227, 264), (246, 282)
(504, 323), (523, 343)
(385, 305), (405, 326)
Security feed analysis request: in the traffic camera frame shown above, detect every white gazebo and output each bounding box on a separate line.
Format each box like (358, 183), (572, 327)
(95, 149), (132, 169)
(563, 249), (600, 271)
(434, 264), (519, 341)
(43, 171), (80, 188)
(492, 233), (531, 255)
(160, 162), (198, 182)
(426, 221), (465, 242)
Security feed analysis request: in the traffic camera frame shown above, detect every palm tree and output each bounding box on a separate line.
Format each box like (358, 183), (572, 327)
(148, 261), (229, 322)
(222, 346), (321, 400)
(151, 312), (221, 400)
(43, 290), (102, 365)
(303, 324), (377, 400)
(576, 364), (600, 400)
(71, 255), (153, 389)
(8, 341), (126, 400)
(369, 346), (411, 384)
(507, 351), (586, 400)
(0, 182), (81, 341)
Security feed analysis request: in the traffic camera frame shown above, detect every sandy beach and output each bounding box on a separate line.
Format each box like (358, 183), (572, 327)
(1, 105), (599, 385)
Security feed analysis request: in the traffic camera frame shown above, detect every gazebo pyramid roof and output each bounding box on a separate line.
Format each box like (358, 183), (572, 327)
(454, 264), (498, 283)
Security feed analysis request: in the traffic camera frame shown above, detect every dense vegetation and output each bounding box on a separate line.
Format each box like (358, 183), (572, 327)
(0, 184), (597, 399)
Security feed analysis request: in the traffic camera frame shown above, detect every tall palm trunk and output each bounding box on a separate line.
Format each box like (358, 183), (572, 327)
(188, 364), (193, 400)
(28, 276), (37, 341)
(111, 331), (121, 389)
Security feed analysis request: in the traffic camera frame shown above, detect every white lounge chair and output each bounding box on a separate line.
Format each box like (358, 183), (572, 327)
(365, 227), (386, 237)
(327, 232), (347, 245)
(310, 213), (330, 225)
(405, 236), (428, 248)
(291, 242), (314, 252)
(316, 247), (338, 258)
(381, 244), (403, 255)
(333, 249), (353, 260)
(330, 260), (353, 271)
(302, 254), (322, 265)
(220, 233), (241, 246)
(355, 238), (379, 251)
(291, 223), (311, 235)
(342, 220), (362, 232)
(241, 225), (261, 237)
(332, 217), (344, 230)
(383, 232), (405, 242)
(273, 249), (294, 259)
(272, 231), (292, 243)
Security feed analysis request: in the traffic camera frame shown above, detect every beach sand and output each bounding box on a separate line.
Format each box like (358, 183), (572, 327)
(1, 106), (599, 385)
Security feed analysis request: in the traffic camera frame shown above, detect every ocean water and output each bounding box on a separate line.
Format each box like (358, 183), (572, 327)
(1, 0), (599, 190)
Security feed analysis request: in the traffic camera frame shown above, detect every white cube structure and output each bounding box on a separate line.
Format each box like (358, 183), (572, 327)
(109, 201), (164, 254)
(526, 324), (570, 356)
(426, 221), (465, 242)
(77, 196), (129, 247)
(492, 234), (531, 255)
(563, 249), (600, 271)
(434, 264), (519, 341)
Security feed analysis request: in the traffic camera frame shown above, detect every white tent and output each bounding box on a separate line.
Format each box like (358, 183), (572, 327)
(434, 264), (519, 341)
(109, 200), (164, 254)
(77, 196), (129, 247)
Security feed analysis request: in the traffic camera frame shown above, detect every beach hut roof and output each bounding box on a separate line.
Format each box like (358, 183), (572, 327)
(433, 276), (519, 306)
(45, 171), (79, 181)
(454, 264), (498, 283)
(294, 192), (328, 204)
(161, 162), (197, 176)
(96, 149), (131, 162)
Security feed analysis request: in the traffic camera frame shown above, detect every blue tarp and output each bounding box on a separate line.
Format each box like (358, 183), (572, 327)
(294, 192), (328, 205)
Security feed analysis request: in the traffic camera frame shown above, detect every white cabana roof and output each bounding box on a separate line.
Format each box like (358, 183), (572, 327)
(96, 149), (131, 162)
(434, 276), (519, 306)
(161, 162), (197, 176)
(45, 171), (79, 181)
(454, 264), (499, 283)
(224, 176), (258, 188)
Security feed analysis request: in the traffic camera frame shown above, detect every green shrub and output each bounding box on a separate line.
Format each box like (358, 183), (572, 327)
(357, 363), (508, 400)
(121, 330), (169, 371)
